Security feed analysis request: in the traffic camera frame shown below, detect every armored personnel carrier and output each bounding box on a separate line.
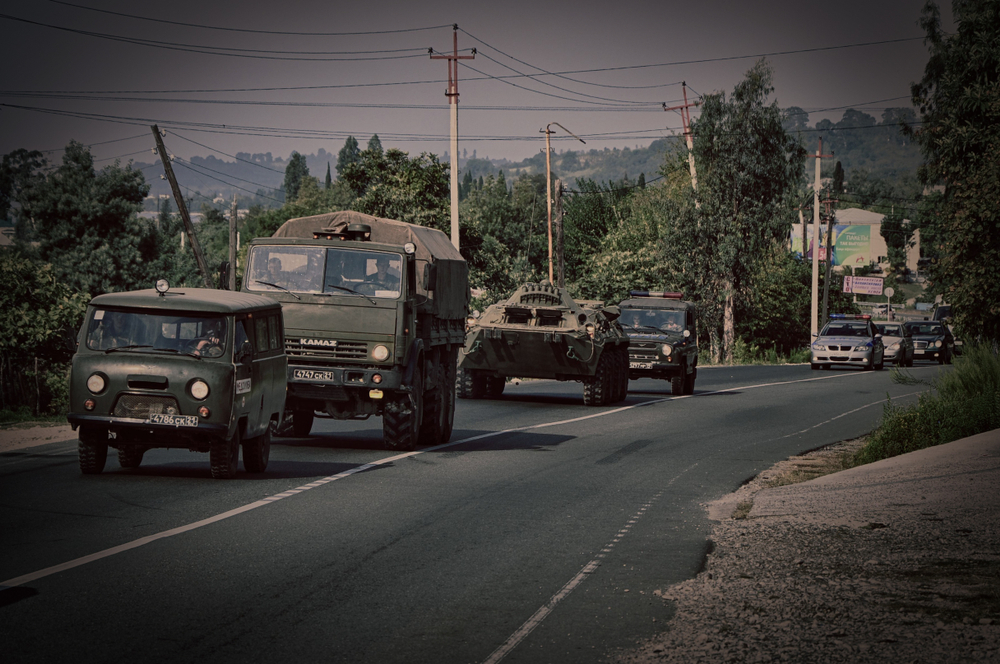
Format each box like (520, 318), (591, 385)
(458, 282), (629, 406)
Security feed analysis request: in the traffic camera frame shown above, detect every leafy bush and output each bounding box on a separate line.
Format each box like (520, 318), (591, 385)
(854, 343), (1000, 465)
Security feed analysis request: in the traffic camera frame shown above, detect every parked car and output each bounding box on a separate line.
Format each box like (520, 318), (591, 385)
(904, 320), (955, 364)
(875, 322), (914, 367)
(811, 314), (885, 371)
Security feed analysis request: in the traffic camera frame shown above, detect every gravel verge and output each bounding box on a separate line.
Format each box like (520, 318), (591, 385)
(617, 437), (1000, 663)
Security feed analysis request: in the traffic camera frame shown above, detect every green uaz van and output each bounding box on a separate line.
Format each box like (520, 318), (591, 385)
(67, 281), (287, 479)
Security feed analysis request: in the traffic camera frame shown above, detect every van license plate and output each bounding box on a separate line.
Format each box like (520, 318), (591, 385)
(148, 414), (199, 427)
(629, 362), (653, 370)
(294, 369), (337, 382)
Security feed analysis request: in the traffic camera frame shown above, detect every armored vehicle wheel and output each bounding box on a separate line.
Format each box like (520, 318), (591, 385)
(470, 370), (488, 399)
(457, 367), (474, 399)
(210, 429), (240, 480)
(243, 427), (271, 473)
(292, 410), (314, 437)
(384, 366), (422, 451)
(78, 427), (108, 475)
(485, 375), (505, 399)
(671, 373), (684, 396)
(583, 352), (612, 406)
(117, 446), (145, 469)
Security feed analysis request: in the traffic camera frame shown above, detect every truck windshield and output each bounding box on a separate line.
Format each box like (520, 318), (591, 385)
(86, 309), (228, 358)
(246, 246), (402, 299)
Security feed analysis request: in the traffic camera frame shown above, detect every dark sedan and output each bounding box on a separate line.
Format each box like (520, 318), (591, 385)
(904, 321), (955, 364)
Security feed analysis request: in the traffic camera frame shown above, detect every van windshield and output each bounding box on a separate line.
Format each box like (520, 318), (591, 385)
(246, 246), (402, 299)
(621, 309), (684, 332)
(86, 309), (228, 358)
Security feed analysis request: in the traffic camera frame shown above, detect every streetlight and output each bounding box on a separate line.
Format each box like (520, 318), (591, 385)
(541, 122), (586, 284)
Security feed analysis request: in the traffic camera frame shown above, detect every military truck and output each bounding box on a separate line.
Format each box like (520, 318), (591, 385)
(67, 282), (287, 479)
(618, 290), (699, 395)
(241, 211), (468, 451)
(458, 281), (630, 406)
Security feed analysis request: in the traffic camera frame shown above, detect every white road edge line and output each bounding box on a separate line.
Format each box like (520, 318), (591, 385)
(0, 370), (880, 590)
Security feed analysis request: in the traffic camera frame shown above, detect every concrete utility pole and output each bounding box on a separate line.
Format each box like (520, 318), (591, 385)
(430, 25), (475, 250)
(553, 179), (564, 288)
(151, 125), (213, 289)
(663, 82), (701, 205)
(821, 195), (838, 325)
(542, 122), (585, 284)
(809, 138), (834, 337)
(229, 192), (238, 290)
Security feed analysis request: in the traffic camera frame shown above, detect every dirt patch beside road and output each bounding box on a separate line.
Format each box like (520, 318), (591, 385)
(0, 422), (75, 453)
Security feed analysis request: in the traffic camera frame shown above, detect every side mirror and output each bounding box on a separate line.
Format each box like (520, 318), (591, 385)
(422, 263), (437, 291)
(602, 305), (621, 321)
(238, 340), (253, 366)
(218, 261), (231, 290)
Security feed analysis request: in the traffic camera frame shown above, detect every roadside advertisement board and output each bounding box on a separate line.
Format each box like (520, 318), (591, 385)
(791, 225), (872, 266)
(842, 275), (884, 295)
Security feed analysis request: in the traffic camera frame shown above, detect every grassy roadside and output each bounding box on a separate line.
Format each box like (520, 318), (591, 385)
(854, 343), (1000, 465)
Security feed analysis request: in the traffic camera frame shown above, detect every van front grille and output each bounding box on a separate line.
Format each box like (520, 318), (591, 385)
(114, 394), (181, 418)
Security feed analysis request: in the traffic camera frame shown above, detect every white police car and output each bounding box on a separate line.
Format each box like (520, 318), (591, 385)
(811, 314), (885, 371)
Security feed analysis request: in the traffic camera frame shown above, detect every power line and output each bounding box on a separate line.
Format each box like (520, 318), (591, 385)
(48, 0), (452, 36)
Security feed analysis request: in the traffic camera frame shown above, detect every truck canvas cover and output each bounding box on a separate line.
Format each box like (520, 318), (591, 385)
(272, 211), (468, 320)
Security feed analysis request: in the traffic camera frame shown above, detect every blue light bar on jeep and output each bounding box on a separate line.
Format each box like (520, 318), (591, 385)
(629, 290), (683, 299)
(830, 314), (871, 320)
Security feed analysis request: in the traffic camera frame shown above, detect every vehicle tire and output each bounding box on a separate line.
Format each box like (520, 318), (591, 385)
(384, 366), (422, 451)
(609, 348), (626, 403)
(456, 366), (474, 399)
(242, 426), (271, 473)
(292, 410), (314, 437)
(78, 427), (108, 475)
(210, 429), (240, 480)
(271, 411), (295, 438)
(420, 359), (449, 445)
(811, 363), (820, 371)
(583, 352), (611, 406)
(485, 375), (505, 399)
(619, 348), (631, 402)
(875, 353), (884, 371)
(117, 446), (145, 469)
(470, 370), (488, 399)
(907, 352), (914, 367)
(945, 349), (953, 365)
(671, 372), (684, 396)
(683, 364), (696, 395)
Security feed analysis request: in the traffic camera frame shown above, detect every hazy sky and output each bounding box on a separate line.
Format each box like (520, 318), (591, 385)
(0, 0), (954, 176)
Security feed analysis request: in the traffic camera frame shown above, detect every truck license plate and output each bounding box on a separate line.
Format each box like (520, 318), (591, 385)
(629, 361), (653, 370)
(147, 413), (199, 427)
(294, 369), (337, 382)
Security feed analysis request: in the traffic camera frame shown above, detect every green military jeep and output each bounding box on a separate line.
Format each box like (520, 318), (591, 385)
(67, 281), (287, 479)
(618, 290), (699, 395)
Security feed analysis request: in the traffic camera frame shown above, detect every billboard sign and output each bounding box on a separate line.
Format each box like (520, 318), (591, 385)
(791, 224), (872, 266)
(843, 275), (884, 295)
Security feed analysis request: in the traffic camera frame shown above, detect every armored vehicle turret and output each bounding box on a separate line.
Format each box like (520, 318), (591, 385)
(458, 282), (629, 406)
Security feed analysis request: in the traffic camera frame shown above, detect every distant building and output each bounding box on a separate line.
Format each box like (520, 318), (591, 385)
(790, 207), (921, 273)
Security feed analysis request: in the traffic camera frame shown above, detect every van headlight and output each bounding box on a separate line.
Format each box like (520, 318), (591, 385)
(190, 380), (210, 400)
(661, 344), (673, 356)
(372, 345), (390, 361)
(87, 373), (106, 394)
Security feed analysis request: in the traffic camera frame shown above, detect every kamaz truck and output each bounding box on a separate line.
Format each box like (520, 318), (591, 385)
(241, 211), (468, 450)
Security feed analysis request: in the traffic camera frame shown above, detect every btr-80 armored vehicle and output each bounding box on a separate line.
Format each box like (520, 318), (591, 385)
(618, 290), (699, 395)
(458, 282), (629, 406)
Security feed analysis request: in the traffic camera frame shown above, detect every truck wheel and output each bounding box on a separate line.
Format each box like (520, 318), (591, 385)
(420, 360), (451, 445)
(583, 352), (611, 406)
(292, 410), (314, 437)
(683, 365), (696, 395)
(210, 429), (240, 480)
(78, 427), (108, 475)
(485, 375), (505, 399)
(470, 371), (488, 399)
(384, 366), (422, 451)
(117, 446), (145, 469)
(671, 372), (684, 396)
(243, 427), (271, 473)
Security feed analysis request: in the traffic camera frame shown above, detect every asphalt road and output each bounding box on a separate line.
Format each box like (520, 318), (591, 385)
(0, 363), (947, 663)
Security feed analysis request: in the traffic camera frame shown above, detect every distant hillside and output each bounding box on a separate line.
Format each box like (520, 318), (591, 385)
(132, 106), (922, 208)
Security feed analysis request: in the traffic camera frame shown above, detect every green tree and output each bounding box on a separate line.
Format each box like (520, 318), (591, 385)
(336, 136), (360, 177)
(282, 151), (310, 202)
(17, 141), (154, 295)
(339, 146), (449, 232)
(879, 211), (915, 280)
(1, 148), (46, 227)
(367, 134), (383, 154)
(683, 60), (805, 361)
(910, 0), (1000, 341)
(325, 162), (332, 190)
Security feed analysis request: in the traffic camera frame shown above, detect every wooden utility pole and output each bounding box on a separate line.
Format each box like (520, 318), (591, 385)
(553, 179), (564, 288)
(820, 195), (838, 325)
(664, 82), (701, 205)
(542, 122), (585, 284)
(809, 137), (834, 337)
(151, 125), (212, 289)
(430, 25), (475, 250)
(229, 192), (238, 290)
